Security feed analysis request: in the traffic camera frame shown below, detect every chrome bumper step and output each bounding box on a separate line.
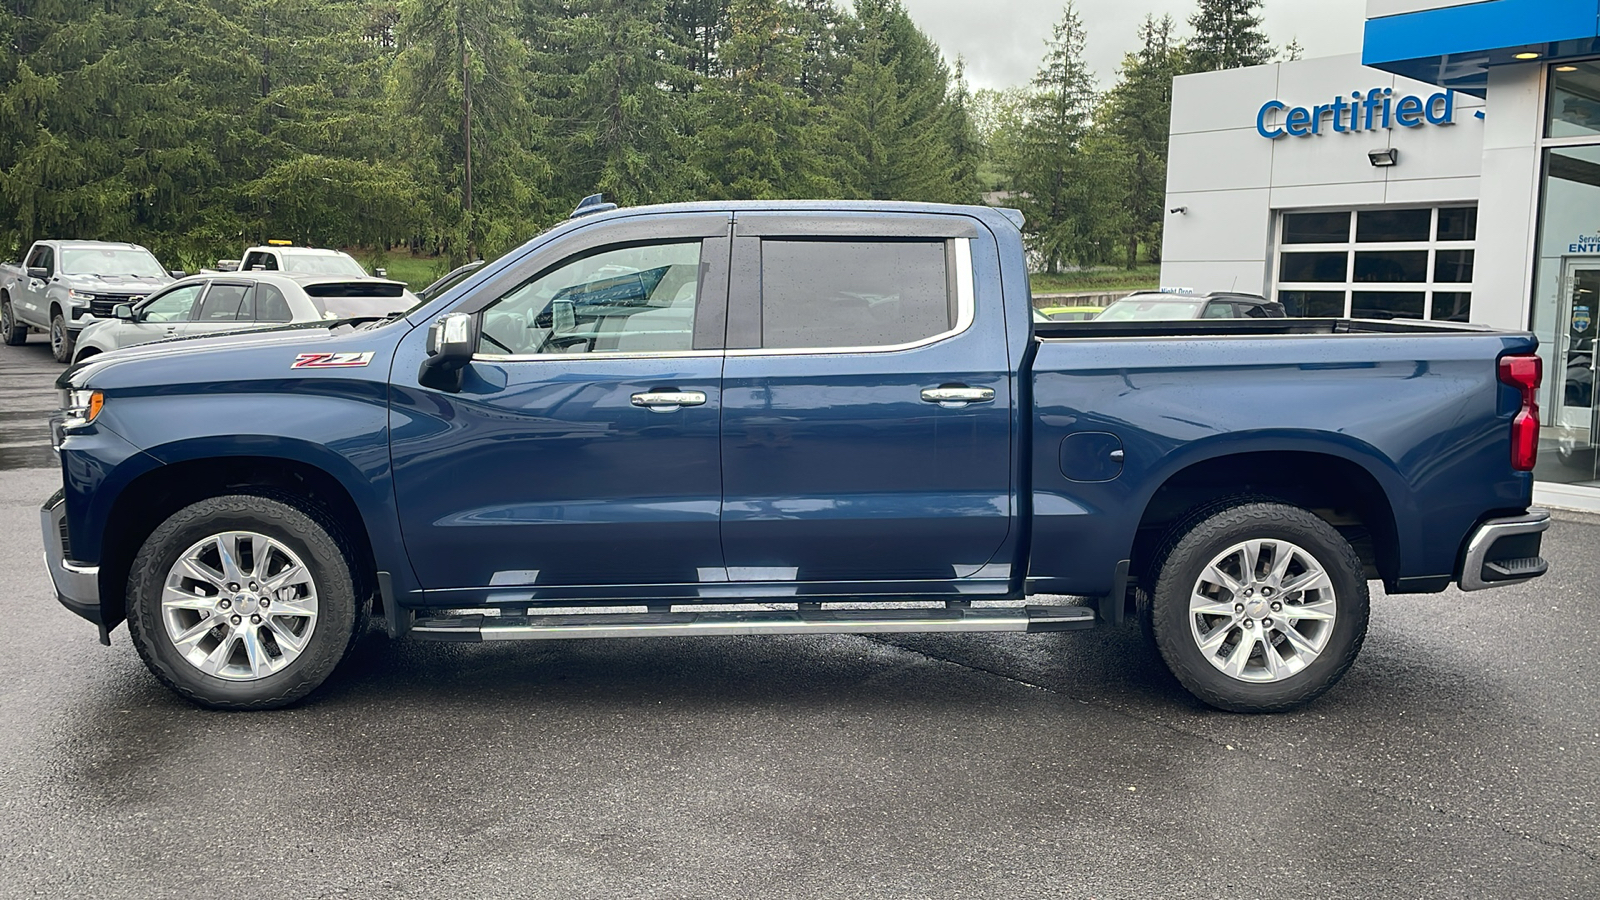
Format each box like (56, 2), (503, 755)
(410, 605), (1096, 643)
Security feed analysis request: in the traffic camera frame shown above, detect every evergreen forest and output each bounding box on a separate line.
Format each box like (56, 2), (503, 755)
(0, 0), (1285, 276)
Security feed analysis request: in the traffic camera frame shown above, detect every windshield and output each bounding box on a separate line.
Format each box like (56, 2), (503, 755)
(60, 247), (166, 278)
(1095, 297), (1206, 321)
(280, 253), (368, 277)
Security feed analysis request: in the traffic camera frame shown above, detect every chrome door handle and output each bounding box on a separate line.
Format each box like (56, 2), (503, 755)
(631, 391), (707, 409)
(921, 387), (995, 404)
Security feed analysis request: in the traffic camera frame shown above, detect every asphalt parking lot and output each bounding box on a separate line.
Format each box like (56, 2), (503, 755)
(1, 335), (1597, 898)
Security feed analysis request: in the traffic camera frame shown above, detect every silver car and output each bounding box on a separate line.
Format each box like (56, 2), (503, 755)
(72, 272), (414, 364)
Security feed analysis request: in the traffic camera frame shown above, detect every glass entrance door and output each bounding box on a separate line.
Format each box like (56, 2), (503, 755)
(1555, 261), (1600, 429)
(1546, 260), (1600, 483)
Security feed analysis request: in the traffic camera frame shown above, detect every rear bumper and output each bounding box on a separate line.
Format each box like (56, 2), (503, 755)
(1458, 508), (1550, 591)
(40, 489), (102, 624)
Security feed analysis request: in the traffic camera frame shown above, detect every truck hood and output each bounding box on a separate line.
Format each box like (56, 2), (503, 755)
(60, 273), (174, 294)
(59, 319), (402, 390)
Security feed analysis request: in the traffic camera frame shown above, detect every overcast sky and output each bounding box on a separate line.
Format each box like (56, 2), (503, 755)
(902, 0), (1369, 90)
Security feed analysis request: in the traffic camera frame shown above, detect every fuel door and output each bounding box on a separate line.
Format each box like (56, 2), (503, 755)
(1060, 432), (1124, 483)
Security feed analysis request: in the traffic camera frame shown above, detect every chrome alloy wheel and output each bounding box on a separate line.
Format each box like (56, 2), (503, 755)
(1, 298), (12, 333)
(1187, 538), (1337, 683)
(161, 531), (319, 681)
(49, 318), (64, 356)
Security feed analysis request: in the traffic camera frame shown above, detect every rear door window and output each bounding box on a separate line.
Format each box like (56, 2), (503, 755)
(196, 283), (252, 321)
(758, 240), (952, 350)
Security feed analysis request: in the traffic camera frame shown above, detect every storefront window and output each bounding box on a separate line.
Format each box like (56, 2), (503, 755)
(1278, 291), (1345, 318)
(1529, 143), (1600, 486)
(1352, 291), (1425, 320)
(1547, 61), (1600, 139)
(1274, 206), (1476, 320)
(1283, 212), (1350, 244)
(1357, 209), (1432, 243)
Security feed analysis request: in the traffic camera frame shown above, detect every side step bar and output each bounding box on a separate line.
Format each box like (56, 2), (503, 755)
(411, 605), (1096, 643)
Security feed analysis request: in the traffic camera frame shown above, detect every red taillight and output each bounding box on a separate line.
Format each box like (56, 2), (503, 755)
(1499, 354), (1543, 471)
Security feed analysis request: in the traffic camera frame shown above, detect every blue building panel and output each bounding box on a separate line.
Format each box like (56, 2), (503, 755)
(1364, 0), (1600, 89)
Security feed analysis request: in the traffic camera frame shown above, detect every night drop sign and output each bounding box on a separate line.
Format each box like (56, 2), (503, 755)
(1257, 88), (1456, 139)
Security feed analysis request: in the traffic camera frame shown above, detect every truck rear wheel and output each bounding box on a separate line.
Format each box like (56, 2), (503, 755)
(1, 294), (25, 345)
(125, 495), (361, 710)
(50, 310), (74, 363)
(1146, 501), (1368, 713)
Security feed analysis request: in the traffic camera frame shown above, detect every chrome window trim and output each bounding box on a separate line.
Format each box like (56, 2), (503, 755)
(726, 237), (976, 358)
(473, 348), (724, 363)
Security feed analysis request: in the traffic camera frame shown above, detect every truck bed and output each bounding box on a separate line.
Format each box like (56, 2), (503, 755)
(1034, 317), (1499, 340)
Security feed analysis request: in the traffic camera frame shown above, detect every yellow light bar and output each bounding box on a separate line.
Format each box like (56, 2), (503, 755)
(267, 239), (293, 246)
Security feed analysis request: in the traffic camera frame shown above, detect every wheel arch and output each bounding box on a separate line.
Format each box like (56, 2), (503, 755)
(97, 454), (382, 633)
(1132, 442), (1405, 588)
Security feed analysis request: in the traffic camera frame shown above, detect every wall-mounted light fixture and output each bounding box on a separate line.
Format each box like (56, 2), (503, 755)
(1169, 206), (1188, 215)
(1368, 148), (1399, 167)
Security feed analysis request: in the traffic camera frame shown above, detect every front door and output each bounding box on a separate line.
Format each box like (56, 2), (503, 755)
(390, 214), (732, 601)
(125, 281), (207, 346)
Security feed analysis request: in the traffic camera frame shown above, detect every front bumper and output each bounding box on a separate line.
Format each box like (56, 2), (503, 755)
(1458, 508), (1551, 591)
(40, 489), (102, 625)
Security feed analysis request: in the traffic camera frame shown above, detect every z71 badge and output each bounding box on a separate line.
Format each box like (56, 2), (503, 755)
(291, 351), (375, 369)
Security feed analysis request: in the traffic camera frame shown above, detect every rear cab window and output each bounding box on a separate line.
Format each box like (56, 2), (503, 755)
(758, 241), (956, 349)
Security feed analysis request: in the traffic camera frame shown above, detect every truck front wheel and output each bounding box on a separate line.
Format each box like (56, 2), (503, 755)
(126, 495), (362, 710)
(1147, 502), (1369, 713)
(1, 293), (25, 345)
(49, 309), (75, 363)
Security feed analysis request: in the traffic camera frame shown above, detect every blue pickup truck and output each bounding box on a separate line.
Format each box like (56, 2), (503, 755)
(41, 201), (1551, 713)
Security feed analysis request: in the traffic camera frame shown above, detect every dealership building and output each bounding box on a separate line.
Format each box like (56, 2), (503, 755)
(1161, 0), (1600, 509)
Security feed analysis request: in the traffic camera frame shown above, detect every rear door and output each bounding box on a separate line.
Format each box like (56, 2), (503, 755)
(719, 213), (1015, 588)
(390, 213), (732, 601)
(182, 281), (254, 337)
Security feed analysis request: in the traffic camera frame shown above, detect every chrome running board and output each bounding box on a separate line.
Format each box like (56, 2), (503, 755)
(410, 605), (1096, 643)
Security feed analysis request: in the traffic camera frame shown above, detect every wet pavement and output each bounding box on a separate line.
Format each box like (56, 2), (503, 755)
(0, 340), (1597, 898)
(0, 335), (61, 470)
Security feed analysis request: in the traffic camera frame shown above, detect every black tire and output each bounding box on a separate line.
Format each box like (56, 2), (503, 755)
(50, 309), (74, 363)
(1147, 501), (1368, 713)
(0, 293), (25, 345)
(126, 495), (362, 710)
(72, 347), (99, 365)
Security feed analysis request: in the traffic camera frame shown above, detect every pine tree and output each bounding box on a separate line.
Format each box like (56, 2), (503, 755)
(1186, 0), (1273, 72)
(1010, 2), (1101, 272)
(1099, 14), (1184, 268)
(695, 0), (833, 199)
(398, 0), (546, 259)
(529, 0), (699, 208)
(826, 0), (973, 203)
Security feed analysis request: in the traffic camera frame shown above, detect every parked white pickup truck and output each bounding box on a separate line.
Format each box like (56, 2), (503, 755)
(231, 243), (381, 278)
(0, 240), (181, 362)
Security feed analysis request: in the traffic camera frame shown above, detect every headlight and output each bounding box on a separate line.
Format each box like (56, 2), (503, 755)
(58, 389), (104, 428)
(66, 289), (95, 304)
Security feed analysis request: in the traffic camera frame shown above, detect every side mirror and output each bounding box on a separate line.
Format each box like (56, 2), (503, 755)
(113, 304), (135, 321)
(169, 270), (185, 278)
(418, 312), (479, 392)
(375, 267), (388, 278)
(27, 266), (48, 280)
